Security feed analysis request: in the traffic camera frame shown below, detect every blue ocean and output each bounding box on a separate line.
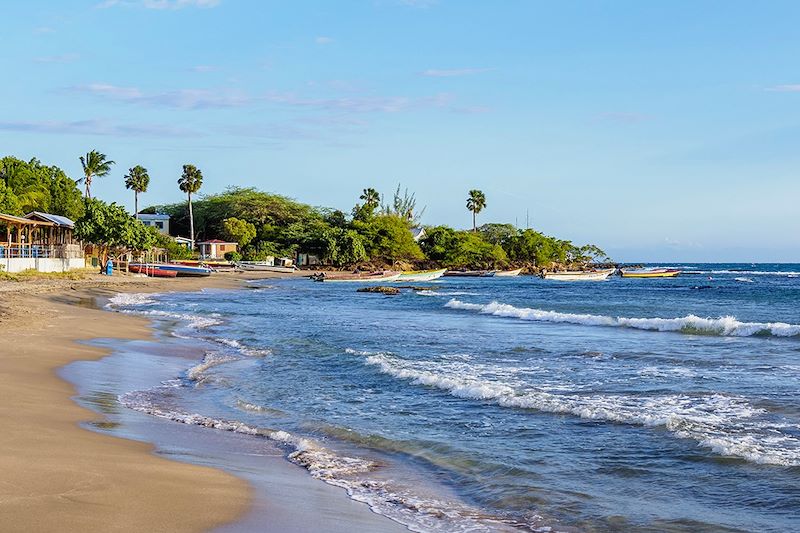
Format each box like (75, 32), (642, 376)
(107, 264), (800, 532)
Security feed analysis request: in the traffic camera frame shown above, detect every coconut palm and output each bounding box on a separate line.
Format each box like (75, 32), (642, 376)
(124, 165), (150, 219)
(466, 189), (486, 231)
(360, 187), (380, 210)
(79, 150), (115, 198)
(178, 164), (203, 249)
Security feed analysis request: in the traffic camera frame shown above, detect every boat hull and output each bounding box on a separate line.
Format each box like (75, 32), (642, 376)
(237, 262), (298, 273)
(444, 270), (497, 277)
(495, 268), (523, 277)
(155, 264), (213, 277)
(397, 269), (447, 282)
(621, 269), (681, 278)
(318, 272), (402, 283)
(544, 269), (615, 281)
(129, 264), (178, 278)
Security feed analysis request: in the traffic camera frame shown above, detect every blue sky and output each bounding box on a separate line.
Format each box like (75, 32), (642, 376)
(2, 0), (800, 262)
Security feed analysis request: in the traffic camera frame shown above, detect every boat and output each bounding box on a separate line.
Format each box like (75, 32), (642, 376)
(237, 262), (298, 273)
(128, 264), (178, 278)
(444, 270), (497, 277)
(151, 263), (213, 277)
(495, 268), (523, 277)
(621, 268), (681, 278)
(172, 259), (235, 271)
(313, 271), (402, 283)
(396, 269), (447, 282)
(543, 268), (615, 281)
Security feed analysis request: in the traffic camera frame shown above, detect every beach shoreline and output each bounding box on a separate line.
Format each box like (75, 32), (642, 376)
(0, 271), (405, 533)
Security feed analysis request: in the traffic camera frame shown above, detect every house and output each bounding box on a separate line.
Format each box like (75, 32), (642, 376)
(138, 213), (170, 235)
(197, 239), (238, 260)
(173, 236), (193, 250)
(411, 227), (426, 242)
(0, 212), (84, 273)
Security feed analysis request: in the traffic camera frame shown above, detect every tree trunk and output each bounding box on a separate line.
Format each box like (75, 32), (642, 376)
(188, 192), (195, 252)
(85, 176), (92, 199)
(473, 211), (476, 232)
(134, 192), (139, 219)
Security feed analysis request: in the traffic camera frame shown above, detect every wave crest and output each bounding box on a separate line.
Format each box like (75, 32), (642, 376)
(445, 299), (800, 337)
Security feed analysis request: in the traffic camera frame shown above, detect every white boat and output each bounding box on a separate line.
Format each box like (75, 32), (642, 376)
(315, 271), (402, 283)
(396, 269), (447, 282)
(237, 262), (297, 273)
(543, 268), (615, 281)
(495, 268), (523, 277)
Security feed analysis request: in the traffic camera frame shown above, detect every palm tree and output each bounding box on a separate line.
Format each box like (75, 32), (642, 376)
(466, 189), (486, 231)
(79, 150), (115, 198)
(178, 164), (203, 249)
(360, 187), (380, 210)
(124, 165), (150, 219)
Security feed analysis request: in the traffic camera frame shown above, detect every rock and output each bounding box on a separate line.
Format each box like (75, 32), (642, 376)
(357, 286), (401, 295)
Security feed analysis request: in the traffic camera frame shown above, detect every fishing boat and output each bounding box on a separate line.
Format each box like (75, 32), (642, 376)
(128, 264), (178, 278)
(444, 270), (497, 278)
(236, 262), (298, 273)
(152, 263), (213, 277)
(313, 271), (402, 283)
(495, 268), (523, 277)
(621, 268), (681, 278)
(543, 268), (615, 281)
(396, 269), (447, 282)
(172, 259), (235, 271)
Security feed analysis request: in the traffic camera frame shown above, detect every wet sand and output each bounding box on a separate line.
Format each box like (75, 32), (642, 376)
(0, 271), (406, 532)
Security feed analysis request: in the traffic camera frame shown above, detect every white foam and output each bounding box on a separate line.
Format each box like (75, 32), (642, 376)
(734, 277), (754, 283)
(362, 352), (800, 466)
(417, 290), (480, 297)
(215, 337), (272, 357)
(120, 388), (530, 532)
(106, 292), (159, 308)
(186, 352), (239, 383)
(445, 299), (800, 338)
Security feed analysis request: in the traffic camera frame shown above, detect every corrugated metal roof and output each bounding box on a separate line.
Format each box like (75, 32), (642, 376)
(0, 212), (55, 226)
(198, 239), (237, 244)
(25, 211), (74, 228)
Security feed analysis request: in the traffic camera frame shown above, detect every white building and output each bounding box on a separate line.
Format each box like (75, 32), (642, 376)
(138, 213), (170, 235)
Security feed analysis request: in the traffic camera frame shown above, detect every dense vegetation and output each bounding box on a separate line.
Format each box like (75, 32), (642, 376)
(146, 186), (608, 269)
(1, 153), (608, 270)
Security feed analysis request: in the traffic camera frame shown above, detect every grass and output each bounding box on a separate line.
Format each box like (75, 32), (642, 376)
(0, 268), (93, 282)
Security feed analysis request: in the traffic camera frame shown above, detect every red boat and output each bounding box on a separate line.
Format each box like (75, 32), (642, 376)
(129, 264), (178, 278)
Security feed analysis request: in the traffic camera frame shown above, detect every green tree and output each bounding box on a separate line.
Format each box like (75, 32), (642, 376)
(322, 227), (367, 266)
(478, 223), (517, 246)
(382, 184), (425, 224)
(124, 165), (150, 219)
(0, 179), (22, 215)
(353, 214), (423, 264)
(360, 188), (380, 210)
(79, 150), (115, 199)
(466, 189), (486, 231)
(74, 198), (156, 269)
(178, 164), (203, 249)
(221, 217), (257, 247)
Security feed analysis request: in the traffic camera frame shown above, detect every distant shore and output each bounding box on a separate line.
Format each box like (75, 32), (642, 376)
(0, 271), (404, 532)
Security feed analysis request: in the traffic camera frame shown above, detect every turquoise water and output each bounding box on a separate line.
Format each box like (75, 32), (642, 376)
(109, 264), (800, 532)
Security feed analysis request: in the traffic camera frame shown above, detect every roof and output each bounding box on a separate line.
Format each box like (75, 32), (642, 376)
(173, 236), (193, 243)
(138, 213), (170, 220)
(0, 212), (55, 226)
(198, 239), (237, 244)
(410, 227), (426, 241)
(25, 211), (74, 228)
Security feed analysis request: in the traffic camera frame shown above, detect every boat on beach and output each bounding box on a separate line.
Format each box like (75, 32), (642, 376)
(148, 263), (213, 277)
(543, 268), (615, 281)
(313, 271), (402, 283)
(397, 269), (447, 282)
(495, 268), (523, 277)
(621, 268), (681, 278)
(236, 261), (298, 273)
(444, 270), (497, 277)
(128, 264), (178, 278)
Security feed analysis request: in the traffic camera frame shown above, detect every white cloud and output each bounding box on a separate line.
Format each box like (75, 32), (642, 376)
(33, 26), (55, 34)
(97, 0), (220, 9)
(73, 83), (249, 109)
(315, 36), (334, 45)
(421, 68), (491, 77)
(766, 84), (800, 92)
(190, 65), (216, 72)
(265, 92), (453, 113)
(0, 119), (200, 137)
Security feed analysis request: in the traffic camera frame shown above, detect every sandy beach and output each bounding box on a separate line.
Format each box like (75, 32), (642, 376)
(0, 271), (406, 532)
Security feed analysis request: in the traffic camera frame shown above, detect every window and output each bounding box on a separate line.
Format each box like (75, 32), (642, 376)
(155, 222), (164, 229)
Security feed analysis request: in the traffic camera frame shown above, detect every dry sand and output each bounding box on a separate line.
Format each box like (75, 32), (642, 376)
(0, 272), (278, 532)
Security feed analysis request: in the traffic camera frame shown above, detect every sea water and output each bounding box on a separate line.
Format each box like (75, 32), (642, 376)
(106, 264), (800, 532)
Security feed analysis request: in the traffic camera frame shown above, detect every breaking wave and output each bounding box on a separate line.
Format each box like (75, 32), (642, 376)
(445, 299), (800, 338)
(360, 351), (800, 466)
(120, 386), (538, 532)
